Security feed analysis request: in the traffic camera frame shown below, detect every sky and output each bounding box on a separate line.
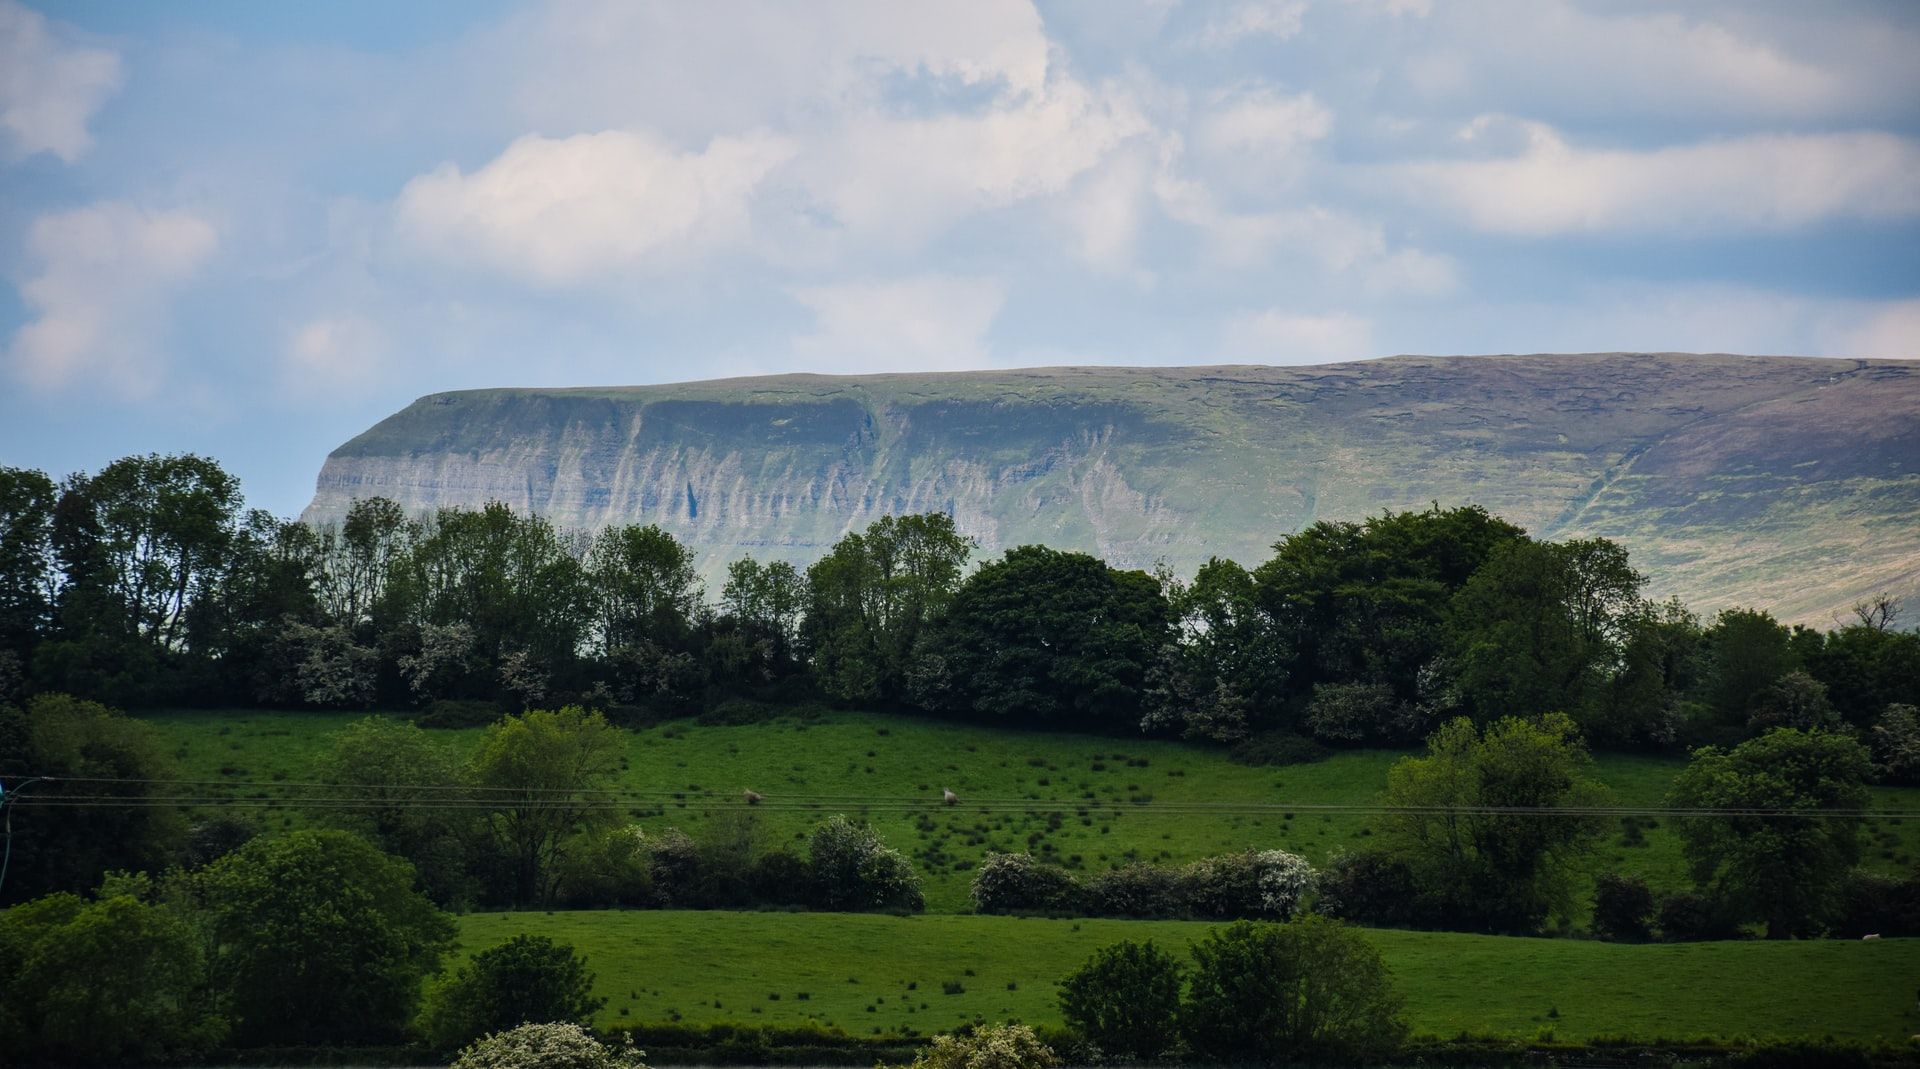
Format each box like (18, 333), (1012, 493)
(1, 0), (1917, 516)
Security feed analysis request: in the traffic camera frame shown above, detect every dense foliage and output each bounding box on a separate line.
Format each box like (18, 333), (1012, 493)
(420, 935), (607, 1050)
(1180, 917), (1407, 1064)
(1057, 939), (1185, 1060)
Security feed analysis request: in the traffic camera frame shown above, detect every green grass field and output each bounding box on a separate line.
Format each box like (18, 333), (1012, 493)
(453, 909), (1920, 1044)
(139, 706), (1920, 914)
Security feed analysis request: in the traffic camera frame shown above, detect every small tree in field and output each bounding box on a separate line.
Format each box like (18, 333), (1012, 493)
(1181, 916), (1406, 1065)
(1591, 873), (1655, 942)
(1058, 939), (1184, 1060)
(420, 935), (606, 1050)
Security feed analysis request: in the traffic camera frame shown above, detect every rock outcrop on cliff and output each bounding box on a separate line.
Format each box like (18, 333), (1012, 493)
(304, 353), (1920, 624)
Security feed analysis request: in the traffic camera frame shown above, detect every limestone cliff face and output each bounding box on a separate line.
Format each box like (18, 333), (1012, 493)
(304, 354), (1920, 624)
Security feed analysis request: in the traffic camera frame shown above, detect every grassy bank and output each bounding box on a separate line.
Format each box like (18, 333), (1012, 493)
(139, 706), (1920, 914)
(456, 909), (1920, 1043)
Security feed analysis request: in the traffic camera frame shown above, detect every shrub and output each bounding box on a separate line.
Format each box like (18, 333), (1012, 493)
(1082, 862), (1185, 918)
(1303, 682), (1414, 745)
(889, 1023), (1060, 1069)
(1313, 849), (1427, 929)
(0, 892), (225, 1065)
(1228, 730), (1328, 767)
(1058, 940), (1184, 1060)
(1656, 891), (1743, 942)
(420, 935), (607, 1050)
(1830, 869), (1920, 938)
(556, 827), (653, 908)
(452, 1021), (647, 1069)
(808, 815), (924, 912)
(1590, 873), (1655, 942)
(1181, 916), (1406, 1064)
(643, 829), (704, 906)
(971, 852), (1080, 914)
(1183, 850), (1313, 920)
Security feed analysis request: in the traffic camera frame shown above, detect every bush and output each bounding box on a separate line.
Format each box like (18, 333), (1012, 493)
(889, 1024), (1060, 1069)
(1830, 869), (1920, 938)
(0, 892), (225, 1065)
(1311, 849), (1428, 929)
(420, 935), (607, 1050)
(556, 826), (654, 908)
(1058, 940), (1184, 1060)
(1591, 873), (1655, 942)
(1183, 850), (1313, 920)
(453, 1022), (647, 1069)
(1082, 862), (1185, 918)
(1228, 730), (1329, 767)
(1303, 682), (1414, 745)
(1181, 916), (1406, 1064)
(1656, 891), (1743, 942)
(808, 815), (924, 912)
(415, 698), (504, 729)
(970, 852), (1080, 914)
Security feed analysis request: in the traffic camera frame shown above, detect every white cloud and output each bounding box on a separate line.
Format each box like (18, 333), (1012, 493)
(284, 316), (386, 393)
(6, 203), (217, 395)
(790, 275), (1006, 374)
(1393, 1), (1870, 124)
(1194, 87), (1331, 186)
(798, 75), (1151, 249)
(1397, 123), (1920, 236)
(480, 0), (1052, 140)
(0, 0), (123, 162)
(394, 129), (795, 285)
(1221, 309), (1373, 363)
(1837, 300), (1920, 361)
(1192, 1), (1307, 48)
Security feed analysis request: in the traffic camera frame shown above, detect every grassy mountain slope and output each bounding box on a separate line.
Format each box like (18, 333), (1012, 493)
(304, 353), (1920, 623)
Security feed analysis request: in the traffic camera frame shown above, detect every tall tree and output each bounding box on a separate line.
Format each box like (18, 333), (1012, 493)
(925, 545), (1170, 728)
(1447, 537), (1644, 722)
(585, 522), (701, 656)
(803, 513), (973, 702)
(73, 454), (243, 651)
(0, 467), (57, 657)
(1380, 713), (1610, 932)
(1667, 728), (1872, 938)
(469, 706), (624, 906)
(198, 829), (456, 1044)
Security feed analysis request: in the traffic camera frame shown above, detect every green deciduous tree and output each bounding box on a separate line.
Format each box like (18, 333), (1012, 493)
(471, 706), (625, 906)
(419, 935), (606, 1050)
(198, 829), (456, 1045)
(1380, 714), (1610, 932)
(318, 715), (473, 903)
(926, 545), (1169, 728)
(586, 523), (701, 657)
(807, 813), (924, 912)
(1180, 916), (1406, 1065)
(0, 466), (57, 655)
(1447, 538), (1644, 723)
(1667, 728), (1872, 938)
(803, 513), (973, 702)
(0, 891), (224, 1064)
(1058, 939), (1185, 1060)
(0, 693), (187, 904)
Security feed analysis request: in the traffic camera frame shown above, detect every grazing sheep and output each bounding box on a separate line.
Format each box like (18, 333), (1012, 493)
(743, 789), (763, 805)
(943, 787), (958, 806)
(1863, 933), (1881, 940)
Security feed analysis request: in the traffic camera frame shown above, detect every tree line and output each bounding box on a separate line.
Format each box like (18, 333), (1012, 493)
(4, 455), (1917, 765)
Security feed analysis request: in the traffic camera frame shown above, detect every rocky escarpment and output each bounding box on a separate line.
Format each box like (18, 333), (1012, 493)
(305, 354), (1920, 624)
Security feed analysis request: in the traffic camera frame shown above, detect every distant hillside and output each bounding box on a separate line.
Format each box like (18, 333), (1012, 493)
(304, 353), (1920, 625)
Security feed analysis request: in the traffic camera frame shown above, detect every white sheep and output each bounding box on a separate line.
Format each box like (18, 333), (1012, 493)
(743, 789), (763, 805)
(942, 787), (958, 806)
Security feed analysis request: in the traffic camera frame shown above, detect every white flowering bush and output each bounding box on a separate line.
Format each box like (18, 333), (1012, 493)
(451, 1022), (646, 1069)
(809, 814), (924, 911)
(1252, 850), (1314, 920)
(1184, 850), (1314, 920)
(897, 1024), (1060, 1069)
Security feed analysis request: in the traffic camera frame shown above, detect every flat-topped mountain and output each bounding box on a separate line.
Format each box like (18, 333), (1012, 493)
(304, 353), (1920, 624)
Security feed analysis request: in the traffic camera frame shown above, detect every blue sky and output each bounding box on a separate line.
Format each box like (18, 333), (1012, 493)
(2, 0), (1917, 515)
